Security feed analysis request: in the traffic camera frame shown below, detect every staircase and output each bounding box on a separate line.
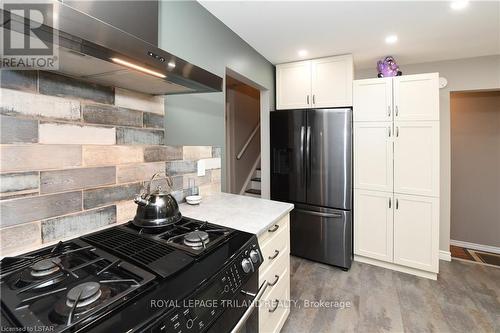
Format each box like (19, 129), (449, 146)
(244, 167), (261, 197)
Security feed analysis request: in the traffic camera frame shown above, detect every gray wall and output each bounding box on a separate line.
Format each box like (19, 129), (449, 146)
(158, 1), (275, 190)
(450, 91), (500, 248)
(356, 55), (500, 253)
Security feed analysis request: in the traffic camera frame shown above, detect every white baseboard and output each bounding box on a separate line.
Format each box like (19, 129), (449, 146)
(450, 239), (500, 255)
(354, 255), (437, 280)
(439, 250), (451, 262)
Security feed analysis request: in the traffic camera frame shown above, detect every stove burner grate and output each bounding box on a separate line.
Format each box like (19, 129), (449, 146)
(66, 282), (102, 308)
(159, 219), (234, 255)
(30, 258), (62, 277)
(183, 230), (210, 248)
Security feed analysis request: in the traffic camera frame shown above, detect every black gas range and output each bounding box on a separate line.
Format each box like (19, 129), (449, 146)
(0, 216), (264, 333)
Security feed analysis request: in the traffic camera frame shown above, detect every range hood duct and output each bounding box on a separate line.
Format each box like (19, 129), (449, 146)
(1, 2), (222, 95)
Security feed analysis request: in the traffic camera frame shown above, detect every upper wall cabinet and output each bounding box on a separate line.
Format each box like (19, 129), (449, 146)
(353, 77), (393, 121)
(311, 55), (354, 108)
(276, 55), (353, 110)
(276, 61), (312, 110)
(394, 73), (440, 121)
(354, 73), (439, 122)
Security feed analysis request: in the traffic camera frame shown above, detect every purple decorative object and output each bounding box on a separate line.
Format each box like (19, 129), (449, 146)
(377, 56), (402, 78)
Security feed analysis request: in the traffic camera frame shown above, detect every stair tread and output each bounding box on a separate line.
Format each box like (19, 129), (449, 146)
(245, 189), (261, 195)
(251, 177), (261, 182)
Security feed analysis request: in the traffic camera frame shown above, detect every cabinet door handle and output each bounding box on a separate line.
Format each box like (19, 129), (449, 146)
(388, 126), (391, 137)
(388, 106), (391, 117)
(268, 225), (279, 233)
(395, 105), (399, 117)
(268, 275), (280, 287)
(389, 197), (391, 208)
(396, 198), (399, 210)
(312, 94), (316, 105)
(396, 126), (399, 137)
(269, 300), (280, 313)
(307, 95), (310, 105)
(269, 250), (279, 260)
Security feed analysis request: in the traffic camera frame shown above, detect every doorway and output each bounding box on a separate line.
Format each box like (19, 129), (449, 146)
(225, 72), (262, 196)
(450, 90), (500, 266)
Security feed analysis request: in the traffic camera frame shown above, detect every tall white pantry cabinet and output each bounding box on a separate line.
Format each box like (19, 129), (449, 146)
(353, 73), (440, 280)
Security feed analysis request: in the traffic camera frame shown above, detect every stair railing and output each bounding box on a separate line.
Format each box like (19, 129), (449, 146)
(236, 122), (260, 160)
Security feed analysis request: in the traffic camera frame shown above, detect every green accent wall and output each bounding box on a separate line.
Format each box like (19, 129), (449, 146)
(159, 1), (275, 190)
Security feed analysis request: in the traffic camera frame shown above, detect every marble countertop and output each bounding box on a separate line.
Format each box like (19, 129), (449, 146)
(179, 192), (294, 236)
(1, 193), (293, 258)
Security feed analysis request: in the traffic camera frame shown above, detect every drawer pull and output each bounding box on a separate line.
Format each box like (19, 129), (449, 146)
(268, 275), (279, 287)
(269, 300), (279, 313)
(268, 250), (279, 260)
(268, 225), (279, 233)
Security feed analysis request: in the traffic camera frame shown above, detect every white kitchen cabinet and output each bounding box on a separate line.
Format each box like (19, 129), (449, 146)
(354, 122), (393, 192)
(353, 77), (393, 121)
(394, 121), (440, 197)
(276, 61), (312, 109)
(354, 189), (393, 262)
(258, 214), (290, 333)
(394, 73), (439, 121)
(353, 73), (440, 279)
(276, 55), (353, 110)
(393, 194), (439, 273)
(311, 55), (353, 108)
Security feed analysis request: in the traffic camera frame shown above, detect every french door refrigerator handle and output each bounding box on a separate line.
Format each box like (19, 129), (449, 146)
(306, 126), (311, 185)
(300, 126), (305, 185)
(294, 209), (342, 218)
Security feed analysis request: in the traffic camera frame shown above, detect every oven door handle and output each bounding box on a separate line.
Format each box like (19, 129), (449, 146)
(231, 280), (268, 333)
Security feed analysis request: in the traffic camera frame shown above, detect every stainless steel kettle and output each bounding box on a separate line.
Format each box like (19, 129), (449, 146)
(132, 173), (182, 228)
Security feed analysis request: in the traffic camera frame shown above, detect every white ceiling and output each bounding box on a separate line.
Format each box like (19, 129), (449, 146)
(199, 1), (500, 69)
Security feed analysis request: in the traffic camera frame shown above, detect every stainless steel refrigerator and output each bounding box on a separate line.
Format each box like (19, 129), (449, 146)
(270, 108), (352, 270)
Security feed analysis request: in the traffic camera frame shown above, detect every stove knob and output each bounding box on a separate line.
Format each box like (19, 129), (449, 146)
(241, 258), (254, 273)
(249, 249), (262, 264)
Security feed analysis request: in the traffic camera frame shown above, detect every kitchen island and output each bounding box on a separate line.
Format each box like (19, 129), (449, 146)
(181, 192), (294, 333)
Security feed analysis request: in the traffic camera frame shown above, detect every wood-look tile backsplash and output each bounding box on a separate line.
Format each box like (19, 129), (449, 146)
(0, 70), (222, 256)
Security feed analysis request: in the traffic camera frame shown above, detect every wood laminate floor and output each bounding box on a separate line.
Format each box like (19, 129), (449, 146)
(281, 256), (500, 333)
(450, 245), (500, 268)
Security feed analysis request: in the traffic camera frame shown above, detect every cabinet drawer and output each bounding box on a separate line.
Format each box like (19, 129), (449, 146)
(259, 268), (290, 333)
(258, 215), (289, 245)
(259, 245), (289, 298)
(259, 223), (289, 273)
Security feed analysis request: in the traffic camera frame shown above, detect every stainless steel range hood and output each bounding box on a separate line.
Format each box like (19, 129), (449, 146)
(1, 2), (222, 95)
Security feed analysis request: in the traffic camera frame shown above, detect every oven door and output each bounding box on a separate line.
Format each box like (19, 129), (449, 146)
(207, 271), (267, 333)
